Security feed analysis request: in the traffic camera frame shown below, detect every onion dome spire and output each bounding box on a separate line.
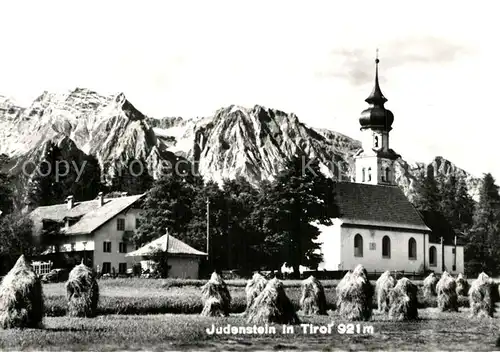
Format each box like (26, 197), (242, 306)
(359, 50), (394, 131)
(365, 49), (387, 106)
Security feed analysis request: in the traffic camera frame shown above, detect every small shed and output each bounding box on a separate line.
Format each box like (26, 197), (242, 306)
(126, 232), (207, 279)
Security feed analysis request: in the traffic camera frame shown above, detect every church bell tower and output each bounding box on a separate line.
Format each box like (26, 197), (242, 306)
(355, 51), (400, 185)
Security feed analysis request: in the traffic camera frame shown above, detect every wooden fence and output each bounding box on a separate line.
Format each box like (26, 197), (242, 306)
(32, 261), (53, 276)
(301, 269), (431, 281)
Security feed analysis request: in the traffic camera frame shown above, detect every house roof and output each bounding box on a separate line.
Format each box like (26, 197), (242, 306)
(334, 182), (430, 232)
(419, 210), (460, 246)
(126, 233), (207, 257)
(30, 194), (144, 235)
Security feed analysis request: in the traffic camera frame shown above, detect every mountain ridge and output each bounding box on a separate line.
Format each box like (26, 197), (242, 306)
(0, 88), (482, 203)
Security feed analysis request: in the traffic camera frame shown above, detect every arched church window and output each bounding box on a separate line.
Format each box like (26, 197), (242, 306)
(382, 236), (391, 258)
(374, 136), (379, 148)
(385, 167), (390, 182)
(354, 234), (363, 257)
(408, 238), (417, 260)
(429, 246), (437, 267)
(367, 168), (372, 181)
(362, 168), (366, 182)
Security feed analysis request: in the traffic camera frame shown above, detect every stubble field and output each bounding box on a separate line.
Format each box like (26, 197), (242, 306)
(0, 278), (498, 351)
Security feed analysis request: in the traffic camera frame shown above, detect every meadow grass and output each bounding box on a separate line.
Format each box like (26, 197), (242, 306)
(41, 278), (467, 317)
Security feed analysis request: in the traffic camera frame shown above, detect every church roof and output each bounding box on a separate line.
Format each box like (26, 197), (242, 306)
(334, 182), (430, 232)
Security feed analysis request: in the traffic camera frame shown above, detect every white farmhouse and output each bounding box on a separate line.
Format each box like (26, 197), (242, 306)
(30, 192), (208, 278)
(30, 193), (144, 274)
(317, 56), (464, 275)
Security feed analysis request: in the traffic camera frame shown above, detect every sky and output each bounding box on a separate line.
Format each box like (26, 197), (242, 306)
(0, 0), (499, 180)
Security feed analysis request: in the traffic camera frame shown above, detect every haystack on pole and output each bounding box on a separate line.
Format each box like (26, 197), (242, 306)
(300, 276), (327, 315)
(200, 272), (231, 317)
(245, 273), (267, 313)
(469, 272), (495, 318)
(66, 262), (99, 317)
(436, 271), (458, 312)
(388, 277), (419, 321)
(423, 272), (439, 299)
(246, 278), (300, 324)
(456, 273), (470, 297)
(0, 255), (44, 329)
(336, 264), (373, 321)
(375, 271), (396, 313)
(335, 271), (352, 311)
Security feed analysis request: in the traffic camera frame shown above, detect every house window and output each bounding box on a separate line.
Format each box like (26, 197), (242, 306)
(374, 135), (379, 148)
(452, 248), (456, 254)
(103, 241), (112, 253)
(385, 167), (390, 182)
(102, 262), (111, 274)
(354, 234), (363, 257)
(382, 236), (391, 258)
(367, 168), (372, 182)
(408, 238), (417, 260)
(71, 243), (76, 252)
(362, 168), (366, 182)
(119, 263), (127, 274)
(117, 218), (125, 231)
(119, 242), (127, 253)
(135, 217), (141, 229)
(429, 246), (437, 267)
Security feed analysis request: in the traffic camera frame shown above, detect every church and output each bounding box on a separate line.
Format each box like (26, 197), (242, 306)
(317, 55), (464, 275)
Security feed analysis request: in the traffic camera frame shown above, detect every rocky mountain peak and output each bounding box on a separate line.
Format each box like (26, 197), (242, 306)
(0, 88), (163, 185)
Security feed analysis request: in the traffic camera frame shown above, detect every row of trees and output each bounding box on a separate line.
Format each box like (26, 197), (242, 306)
(414, 166), (500, 276)
(0, 155), (36, 274)
(4, 143), (500, 277)
(135, 155), (338, 276)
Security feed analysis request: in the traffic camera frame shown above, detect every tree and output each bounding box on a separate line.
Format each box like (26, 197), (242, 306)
(413, 165), (441, 212)
(465, 173), (500, 276)
(222, 177), (260, 273)
(24, 145), (104, 208)
(110, 158), (154, 195)
(439, 175), (474, 235)
(135, 171), (202, 246)
(253, 154), (338, 278)
(0, 154), (14, 215)
(0, 213), (37, 274)
(186, 180), (228, 270)
(148, 247), (172, 278)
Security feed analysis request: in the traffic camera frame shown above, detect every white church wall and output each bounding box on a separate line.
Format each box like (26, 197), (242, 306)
(338, 225), (426, 273)
(316, 220), (342, 271)
(454, 246), (465, 274)
(426, 243), (464, 274)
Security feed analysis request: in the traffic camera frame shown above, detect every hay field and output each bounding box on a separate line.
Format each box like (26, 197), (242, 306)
(41, 278), (452, 316)
(1, 278), (496, 350)
(1, 308), (500, 350)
